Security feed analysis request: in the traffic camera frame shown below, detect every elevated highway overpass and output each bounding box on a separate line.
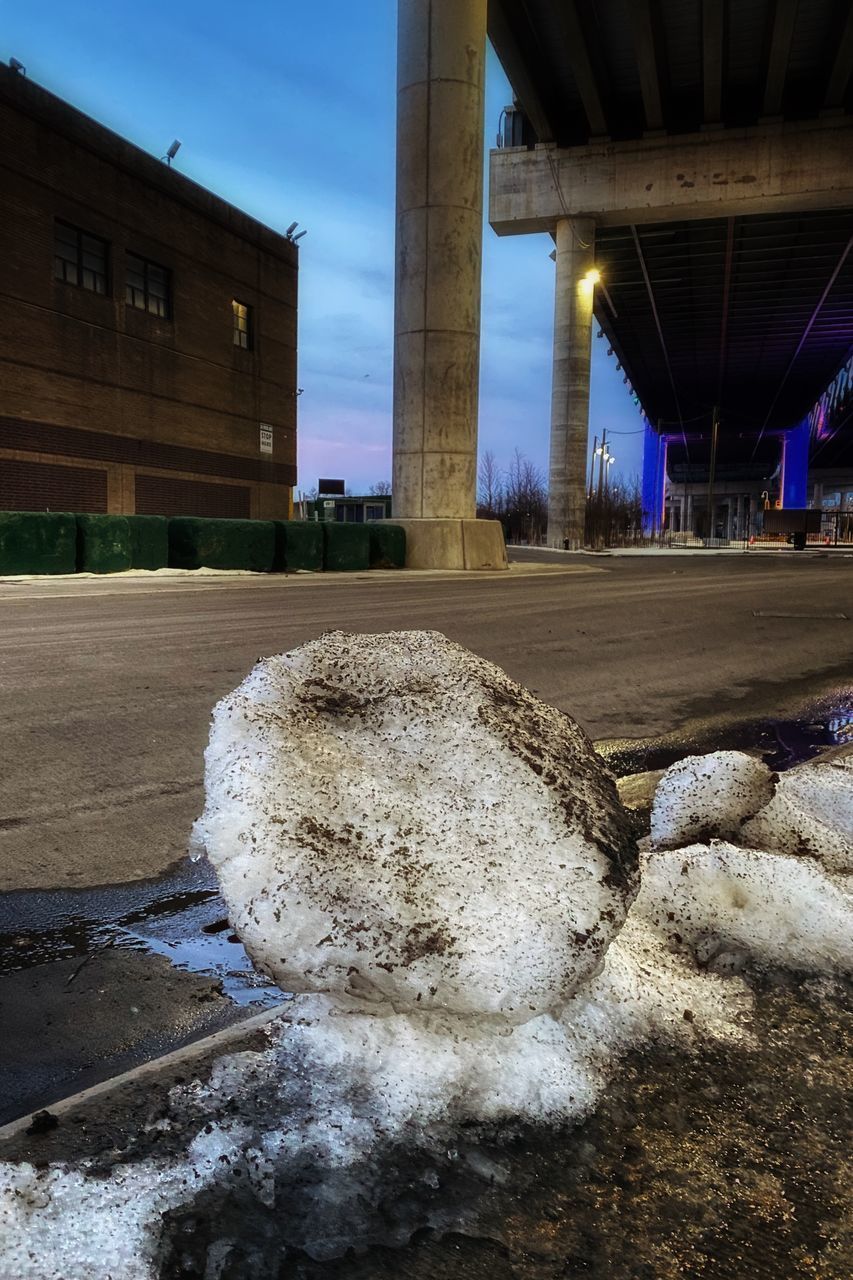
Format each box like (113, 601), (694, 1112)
(391, 0), (853, 559)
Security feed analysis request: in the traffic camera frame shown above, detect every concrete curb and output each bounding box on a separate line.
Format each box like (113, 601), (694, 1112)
(0, 1004), (287, 1146)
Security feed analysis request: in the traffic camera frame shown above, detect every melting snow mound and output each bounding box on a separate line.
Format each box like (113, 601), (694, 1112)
(637, 841), (853, 972)
(650, 750), (776, 849)
(3, 657), (853, 1279)
(193, 630), (637, 1020)
(740, 756), (853, 873)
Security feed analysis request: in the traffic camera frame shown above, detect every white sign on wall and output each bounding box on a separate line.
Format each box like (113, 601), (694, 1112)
(259, 423), (274, 455)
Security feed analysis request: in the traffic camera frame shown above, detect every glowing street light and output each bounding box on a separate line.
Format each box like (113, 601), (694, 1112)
(580, 266), (601, 297)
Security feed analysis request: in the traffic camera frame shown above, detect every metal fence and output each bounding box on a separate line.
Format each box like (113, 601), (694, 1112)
(751, 507), (853, 547)
(506, 508), (853, 551)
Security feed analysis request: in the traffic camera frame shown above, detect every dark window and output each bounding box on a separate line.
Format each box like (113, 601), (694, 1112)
(54, 221), (108, 294)
(126, 253), (171, 318)
(232, 299), (252, 349)
(366, 504), (385, 521)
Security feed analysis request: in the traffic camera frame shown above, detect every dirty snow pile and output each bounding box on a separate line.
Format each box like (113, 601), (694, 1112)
(1, 634), (851, 1279)
(193, 628), (638, 1017)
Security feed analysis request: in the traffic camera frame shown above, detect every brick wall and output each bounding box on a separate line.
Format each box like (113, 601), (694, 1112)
(0, 65), (297, 518)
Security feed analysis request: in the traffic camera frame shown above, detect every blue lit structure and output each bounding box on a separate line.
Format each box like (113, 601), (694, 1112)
(641, 420), (667, 534)
(781, 419), (810, 509)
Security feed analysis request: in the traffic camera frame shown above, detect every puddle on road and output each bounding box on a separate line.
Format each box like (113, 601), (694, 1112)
(598, 690), (853, 777)
(0, 858), (285, 1008)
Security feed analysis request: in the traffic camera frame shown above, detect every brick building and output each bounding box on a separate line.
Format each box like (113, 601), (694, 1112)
(0, 64), (297, 519)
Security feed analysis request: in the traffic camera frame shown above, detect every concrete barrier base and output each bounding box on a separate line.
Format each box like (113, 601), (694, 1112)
(394, 518), (508, 570)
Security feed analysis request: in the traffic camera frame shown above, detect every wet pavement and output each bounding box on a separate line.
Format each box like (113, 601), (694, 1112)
(0, 860), (284, 1125)
(599, 687), (853, 777)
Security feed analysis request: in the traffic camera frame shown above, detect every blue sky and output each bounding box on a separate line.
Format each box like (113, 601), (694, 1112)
(5, 1), (644, 492)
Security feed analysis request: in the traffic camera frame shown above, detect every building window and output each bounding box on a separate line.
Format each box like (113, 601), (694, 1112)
(126, 253), (171, 318)
(54, 221), (108, 294)
(232, 299), (252, 349)
(366, 504), (386, 521)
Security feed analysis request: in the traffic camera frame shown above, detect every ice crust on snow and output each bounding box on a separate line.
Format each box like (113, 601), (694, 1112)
(650, 750), (776, 849)
(2, 638), (852, 1279)
(192, 630), (637, 1019)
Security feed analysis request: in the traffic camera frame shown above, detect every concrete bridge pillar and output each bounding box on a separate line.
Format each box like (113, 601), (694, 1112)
(547, 217), (596, 549)
(391, 0), (507, 569)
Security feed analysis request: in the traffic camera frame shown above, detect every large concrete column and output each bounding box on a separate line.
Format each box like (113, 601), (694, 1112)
(547, 217), (596, 548)
(391, 0), (506, 569)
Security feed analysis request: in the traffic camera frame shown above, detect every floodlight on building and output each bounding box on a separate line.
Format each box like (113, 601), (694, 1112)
(292, 229), (307, 243)
(162, 139), (181, 165)
(9, 57), (25, 74)
(285, 221), (298, 237)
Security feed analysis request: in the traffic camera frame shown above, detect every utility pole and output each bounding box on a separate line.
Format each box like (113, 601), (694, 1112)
(597, 428), (608, 499)
(588, 434), (598, 502)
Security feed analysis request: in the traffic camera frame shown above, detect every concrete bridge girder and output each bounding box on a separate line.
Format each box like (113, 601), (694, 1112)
(489, 116), (853, 234)
(392, 2), (853, 562)
(489, 115), (853, 545)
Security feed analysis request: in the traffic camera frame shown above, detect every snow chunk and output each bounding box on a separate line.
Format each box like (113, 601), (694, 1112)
(193, 630), (637, 1020)
(0, 1133), (239, 1280)
(636, 842), (853, 972)
(740, 757), (853, 873)
(650, 751), (775, 849)
(221, 916), (747, 1164)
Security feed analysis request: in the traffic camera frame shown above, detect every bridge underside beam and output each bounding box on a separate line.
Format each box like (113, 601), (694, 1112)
(489, 116), (853, 235)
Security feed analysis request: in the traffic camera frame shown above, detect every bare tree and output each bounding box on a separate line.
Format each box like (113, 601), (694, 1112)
(504, 449), (547, 544)
(477, 450), (502, 519)
(369, 481), (392, 496)
(584, 473), (643, 548)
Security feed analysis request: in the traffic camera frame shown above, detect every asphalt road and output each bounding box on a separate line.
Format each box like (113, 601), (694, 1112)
(1, 551), (851, 893)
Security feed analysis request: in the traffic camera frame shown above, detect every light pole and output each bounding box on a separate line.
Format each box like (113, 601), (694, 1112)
(593, 432), (616, 498)
(605, 452), (615, 496)
(588, 434), (599, 502)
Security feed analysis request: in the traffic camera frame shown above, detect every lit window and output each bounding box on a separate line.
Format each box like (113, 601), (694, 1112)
(232, 299), (252, 349)
(54, 221), (108, 294)
(126, 253), (171, 318)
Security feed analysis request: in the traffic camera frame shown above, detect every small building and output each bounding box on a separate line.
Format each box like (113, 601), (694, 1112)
(0, 64), (297, 518)
(300, 495), (392, 523)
